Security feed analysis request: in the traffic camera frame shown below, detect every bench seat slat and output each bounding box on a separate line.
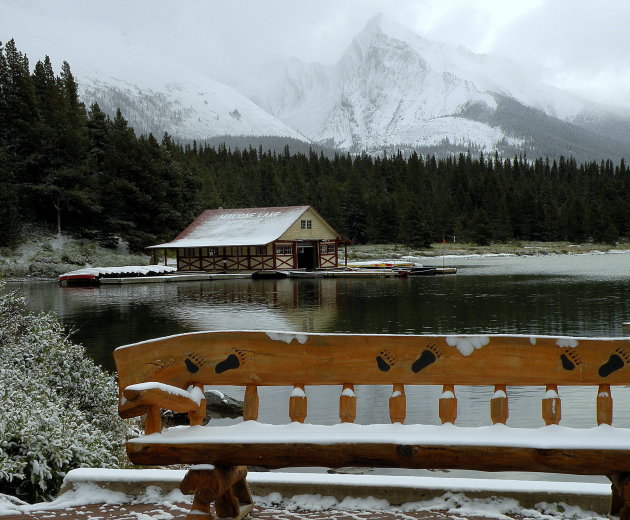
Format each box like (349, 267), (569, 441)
(127, 423), (630, 475)
(127, 440), (630, 475)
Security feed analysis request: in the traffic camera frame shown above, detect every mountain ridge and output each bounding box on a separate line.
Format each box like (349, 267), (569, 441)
(76, 69), (309, 143)
(240, 13), (630, 160)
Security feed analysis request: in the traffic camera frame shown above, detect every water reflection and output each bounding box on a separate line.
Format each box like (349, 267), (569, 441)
(15, 279), (343, 369)
(331, 274), (630, 338)
(11, 260), (630, 370)
(167, 279), (339, 333)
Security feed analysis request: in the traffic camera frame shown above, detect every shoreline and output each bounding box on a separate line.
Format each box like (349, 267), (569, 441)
(2, 239), (629, 283)
(345, 241), (630, 262)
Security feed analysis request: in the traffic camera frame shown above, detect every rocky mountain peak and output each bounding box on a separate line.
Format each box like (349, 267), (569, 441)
(241, 13), (630, 159)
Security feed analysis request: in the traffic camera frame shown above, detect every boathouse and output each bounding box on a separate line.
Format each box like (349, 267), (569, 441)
(148, 206), (348, 272)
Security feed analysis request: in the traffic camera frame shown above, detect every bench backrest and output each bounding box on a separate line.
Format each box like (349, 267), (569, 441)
(114, 331), (630, 427)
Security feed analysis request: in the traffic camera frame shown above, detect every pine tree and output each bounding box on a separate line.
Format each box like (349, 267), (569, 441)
(86, 103), (110, 174)
(32, 59), (93, 233)
(564, 197), (588, 243)
(0, 149), (21, 247)
(600, 221), (619, 245)
(342, 171), (368, 243)
(469, 208), (492, 246)
(2, 40), (40, 191)
(399, 198), (432, 248)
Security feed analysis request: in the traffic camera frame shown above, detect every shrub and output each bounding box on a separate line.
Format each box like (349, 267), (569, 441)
(0, 283), (129, 502)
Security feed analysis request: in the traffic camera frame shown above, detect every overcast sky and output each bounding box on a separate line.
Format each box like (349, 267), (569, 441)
(2, 0), (629, 108)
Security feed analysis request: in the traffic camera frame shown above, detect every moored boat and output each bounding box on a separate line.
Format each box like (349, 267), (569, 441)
(396, 266), (438, 276)
(345, 260), (416, 269)
(58, 265), (177, 286)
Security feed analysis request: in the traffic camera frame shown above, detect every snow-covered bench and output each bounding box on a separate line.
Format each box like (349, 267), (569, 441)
(114, 331), (630, 520)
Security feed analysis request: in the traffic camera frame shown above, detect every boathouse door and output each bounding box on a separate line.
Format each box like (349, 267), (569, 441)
(297, 242), (317, 269)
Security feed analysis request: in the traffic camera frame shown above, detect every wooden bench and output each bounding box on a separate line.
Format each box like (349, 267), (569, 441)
(114, 331), (630, 520)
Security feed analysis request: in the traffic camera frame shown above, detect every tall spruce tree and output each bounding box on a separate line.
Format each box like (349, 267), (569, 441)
(0, 42), (21, 246)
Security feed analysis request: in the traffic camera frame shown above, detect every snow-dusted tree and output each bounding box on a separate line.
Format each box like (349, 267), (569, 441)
(0, 283), (129, 502)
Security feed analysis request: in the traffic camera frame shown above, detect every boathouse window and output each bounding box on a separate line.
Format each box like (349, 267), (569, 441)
(182, 248), (197, 257)
(300, 219), (312, 230)
(321, 244), (336, 254)
(255, 246), (266, 255)
(207, 247), (218, 256)
(276, 245), (292, 255)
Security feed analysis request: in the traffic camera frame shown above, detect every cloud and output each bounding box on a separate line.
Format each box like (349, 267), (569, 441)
(0, 0), (628, 108)
(420, 0), (543, 51)
(490, 0), (630, 106)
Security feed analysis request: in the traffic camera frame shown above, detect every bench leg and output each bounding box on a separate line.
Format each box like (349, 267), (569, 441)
(233, 478), (254, 509)
(609, 473), (630, 520)
(180, 465), (253, 520)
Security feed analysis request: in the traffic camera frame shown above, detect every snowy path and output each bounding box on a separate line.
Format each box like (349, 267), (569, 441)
(0, 500), (605, 520)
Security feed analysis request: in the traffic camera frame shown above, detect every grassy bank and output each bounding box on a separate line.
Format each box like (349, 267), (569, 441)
(0, 228), (150, 279)
(344, 240), (630, 261)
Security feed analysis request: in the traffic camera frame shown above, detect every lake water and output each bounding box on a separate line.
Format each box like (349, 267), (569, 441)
(10, 252), (630, 482)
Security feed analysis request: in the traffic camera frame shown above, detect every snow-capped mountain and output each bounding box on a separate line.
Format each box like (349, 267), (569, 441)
(0, 0), (307, 144)
(243, 14), (630, 159)
(77, 69), (307, 142)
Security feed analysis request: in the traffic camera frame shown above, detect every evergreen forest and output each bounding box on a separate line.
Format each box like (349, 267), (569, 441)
(1, 40), (629, 251)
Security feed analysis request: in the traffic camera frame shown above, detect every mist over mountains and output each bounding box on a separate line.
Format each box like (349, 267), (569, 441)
(66, 14), (630, 160)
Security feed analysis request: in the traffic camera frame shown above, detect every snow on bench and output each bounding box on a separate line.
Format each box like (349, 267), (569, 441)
(131, 422), (629, 451)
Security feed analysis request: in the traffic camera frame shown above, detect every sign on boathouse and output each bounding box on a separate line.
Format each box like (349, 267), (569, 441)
(148, 206), (348, 272)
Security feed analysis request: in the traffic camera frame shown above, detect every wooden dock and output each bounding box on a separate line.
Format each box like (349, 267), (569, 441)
(100, 273), (251, 284)
(293, 269), (406, 278)
(59, 263), (457, 286)
(254, 267), (457, 279)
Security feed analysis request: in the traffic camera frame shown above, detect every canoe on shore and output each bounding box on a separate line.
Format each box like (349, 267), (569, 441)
(396, 267), (438, 276)
(345, 260), (416, 269)
(58, 265), (176, 286)
(287, 269), (408, 279)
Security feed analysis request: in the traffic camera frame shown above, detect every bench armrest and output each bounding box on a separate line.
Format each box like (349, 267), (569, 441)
(120, 382), (204, 419)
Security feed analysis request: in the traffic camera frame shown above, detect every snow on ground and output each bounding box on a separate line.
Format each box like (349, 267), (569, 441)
(0, 469), (610, 519)
(399, 249), (630, 262)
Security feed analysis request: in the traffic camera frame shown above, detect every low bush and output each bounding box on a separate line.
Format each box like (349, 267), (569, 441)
(0, 283), (129, 502)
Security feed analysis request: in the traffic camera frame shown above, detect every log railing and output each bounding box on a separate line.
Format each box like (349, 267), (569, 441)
(233, 382), (616, 427)
(130, 381), (619, 434)
(124, 383), (624, 434)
